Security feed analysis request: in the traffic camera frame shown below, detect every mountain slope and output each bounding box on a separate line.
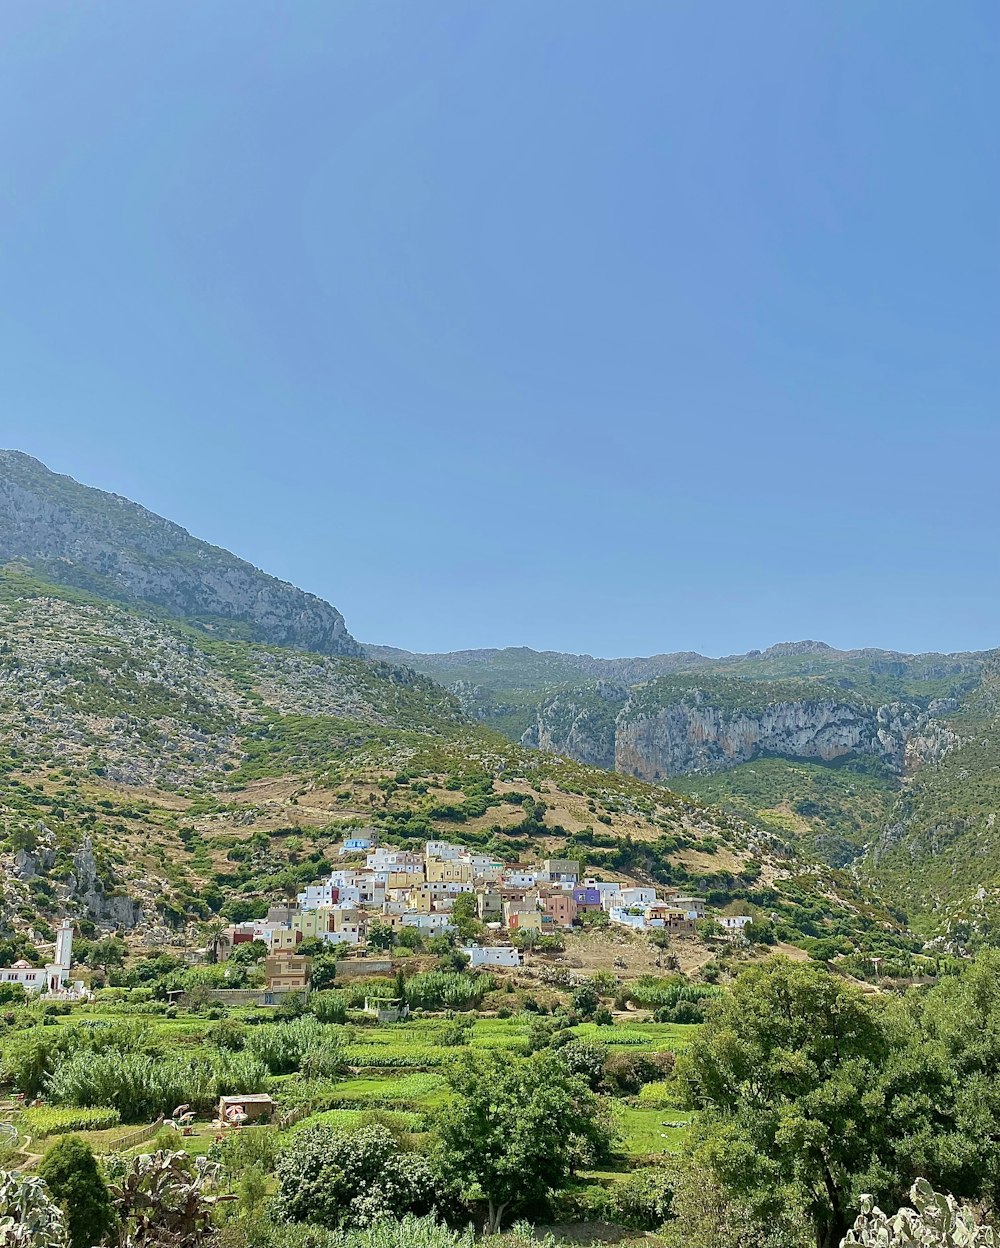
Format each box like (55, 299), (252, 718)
(381, 641), (995, 912)
(864, 658), (1000, 940)
(0, 568), (910, 964)
(0, 453), (989, 949)
(0, 451), (361, 655)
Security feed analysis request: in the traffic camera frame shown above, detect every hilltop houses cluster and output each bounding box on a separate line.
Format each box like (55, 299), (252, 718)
(219, 831), (740, 959)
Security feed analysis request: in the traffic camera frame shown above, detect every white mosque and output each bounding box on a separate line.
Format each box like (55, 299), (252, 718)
(0, 920), (85, 997)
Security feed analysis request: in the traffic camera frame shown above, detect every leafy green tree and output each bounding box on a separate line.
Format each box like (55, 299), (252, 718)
(658, 1156), (811, 1248)
(678, 956), (949, 1248)
(366, 922), (396, 951)
(272, 1124), (439, 1229)
(745, 916), (777, 946)
(37, 1135), (117, 1248)
(310, 952), (340, 990)
(227, 940), (267, 966)
(610, 1166), (676, 1231)
(910, 948), (1000, 1202)
(86, 936), (127, 975)
(571, 983), (599, 1019)
(236, 1166), (269, 1219)
(449, 893), (481, 940)
(602, 1049), (671, 1095)
(433, 1049), (612, 1232)
(559, 1039), (609, 1091)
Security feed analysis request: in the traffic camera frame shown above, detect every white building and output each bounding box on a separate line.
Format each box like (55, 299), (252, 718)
(0, 921), (81, 996)
(585, 880), (622, 900)
(425, 841), (464, 861)
(460, 853), (504, 881)
(503, 871), (538, 890)
(339, 833), (378, 856)
(367, 850), (422, 870)
(319, 927), (363, 946)
(717, 915), (753, 932)
(461, 944), (520, 968)
(608, 906), (649, 930)
(621, 886), (657, 905)
(671, 896), (706, 919)
(402, 912), (452, 934)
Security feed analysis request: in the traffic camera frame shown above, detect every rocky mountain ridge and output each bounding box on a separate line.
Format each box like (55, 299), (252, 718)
(523, 682), (962, 782)
(0, 451), (361, 655)
(1, 449), (997, 945)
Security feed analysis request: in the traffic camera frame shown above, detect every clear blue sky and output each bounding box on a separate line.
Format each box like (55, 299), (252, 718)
(1, 3), (998, 657)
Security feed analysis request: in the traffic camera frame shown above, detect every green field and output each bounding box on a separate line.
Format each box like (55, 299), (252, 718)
(614, 1104), (692, 1156)
(1, 1002), (701, 1183)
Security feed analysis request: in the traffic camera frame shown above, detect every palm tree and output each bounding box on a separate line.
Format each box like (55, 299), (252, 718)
(203, 919), (228, 965)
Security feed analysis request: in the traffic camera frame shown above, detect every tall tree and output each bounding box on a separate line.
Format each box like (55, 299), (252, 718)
(433, 1049), (611, 1232)
(678, 957), (950, 1248)
(37, 1136), (116, 1248)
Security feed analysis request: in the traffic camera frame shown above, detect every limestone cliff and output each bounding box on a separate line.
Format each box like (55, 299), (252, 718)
(521, 682), (626, 770)
(523, 681), (959, 782)
(0, 451), (361, 655)
(613, 696), (919, 780)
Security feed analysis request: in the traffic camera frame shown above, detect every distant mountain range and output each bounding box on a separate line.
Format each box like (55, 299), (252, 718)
(369, 629), (1000, 938)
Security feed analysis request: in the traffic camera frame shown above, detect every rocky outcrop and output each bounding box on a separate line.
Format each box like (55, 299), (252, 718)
(614, 697), (919, 780)
(521, 683), (627, 770)
(523, 685), (961, 782)
(68, 839), (144, 929)
(0, 451), (361, 656)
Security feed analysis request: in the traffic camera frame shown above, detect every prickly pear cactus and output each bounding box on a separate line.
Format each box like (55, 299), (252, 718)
(841, 1179), (996, 1247)
(0, 1171), (69, 1248)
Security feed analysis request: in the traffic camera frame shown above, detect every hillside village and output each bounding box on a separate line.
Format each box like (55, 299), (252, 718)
(220, 832), (752, 967)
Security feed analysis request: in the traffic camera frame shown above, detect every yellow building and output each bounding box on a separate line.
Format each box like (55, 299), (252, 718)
(426, 859), (473, 884)
(292, 908), (333, 940)
(410, 889), (434, 914)
(387, 869), (424, 890)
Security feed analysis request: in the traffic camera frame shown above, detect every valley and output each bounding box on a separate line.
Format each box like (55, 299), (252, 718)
(1, 452), (999, 1248)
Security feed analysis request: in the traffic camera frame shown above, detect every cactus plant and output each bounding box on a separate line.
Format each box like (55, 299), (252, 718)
(107, 1149), (220, 1247)
(841, 1179), (996, 1247)
(0, 1172), (69, 1248)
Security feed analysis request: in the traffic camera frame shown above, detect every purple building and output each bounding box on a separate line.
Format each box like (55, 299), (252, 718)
(572, 886), (602, 911)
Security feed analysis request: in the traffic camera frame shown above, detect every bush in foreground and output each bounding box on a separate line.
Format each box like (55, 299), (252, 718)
(37, 1136), (117, 1248)
(272, 1124), (441, 1230)
(0, 1170), (68, 1248)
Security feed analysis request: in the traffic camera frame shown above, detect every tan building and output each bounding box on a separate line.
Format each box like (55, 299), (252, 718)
(292, 907), (335, 940)
(264, 953), (310, 993)
(649, 905), (696, 935)
(410, 888), (434, 914)
(426, 859), (473, 885)
(387, 869), (425, 890)
(477, 890), (503, 920)
(218, 1093), (277, 1124)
